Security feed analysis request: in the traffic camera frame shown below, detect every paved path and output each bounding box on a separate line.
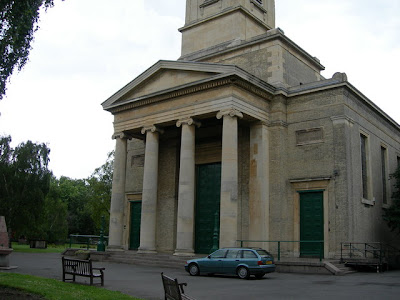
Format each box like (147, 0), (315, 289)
(2, 252), (400, 300)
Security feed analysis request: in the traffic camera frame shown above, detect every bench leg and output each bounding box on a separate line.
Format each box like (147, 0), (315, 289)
(73, 274), (75, 283)
(101, 274), (104, 287)
(90, 276), (93, 285)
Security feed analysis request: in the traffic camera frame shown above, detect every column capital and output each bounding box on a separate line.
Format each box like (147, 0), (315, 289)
(141, 125), (164, 135)
(176, 117), (201, 128)
(216, 109), (243, 120)
(112, 132), (128, 140)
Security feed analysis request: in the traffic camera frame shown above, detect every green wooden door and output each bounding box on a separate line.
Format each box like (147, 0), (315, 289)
(129, 201), (142, 250)
(300, 191), (324, 257)
(195, 163), (221, 254)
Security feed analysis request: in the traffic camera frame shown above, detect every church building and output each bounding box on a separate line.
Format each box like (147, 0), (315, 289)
(102, 0), (400, 258)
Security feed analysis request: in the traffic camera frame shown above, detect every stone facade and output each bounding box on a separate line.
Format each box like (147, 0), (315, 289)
(102, 0), (400, 258)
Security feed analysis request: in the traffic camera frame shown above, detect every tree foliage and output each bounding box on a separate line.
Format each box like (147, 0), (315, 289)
(57, 176), (96, 235)
(86, 151), (113, 233)
(41, 176), (68, 243)
(0, 0), (61, 100)
(0, 135), (51, 239)
(384, 166), (400, 234)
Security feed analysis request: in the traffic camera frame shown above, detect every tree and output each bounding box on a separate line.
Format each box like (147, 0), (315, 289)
(0, 135), (52, 239)
(384, 166), (400, 234)
(40, 176), (68, 243)
(0, 0), (62, 100)
(57, 176), (95, 235)
(86, 151), (114, 233)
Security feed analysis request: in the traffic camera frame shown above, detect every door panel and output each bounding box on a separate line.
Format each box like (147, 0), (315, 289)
(195, 163), (221, 254)
(129, 201), (142, 250)
(300, 191), (324, 257)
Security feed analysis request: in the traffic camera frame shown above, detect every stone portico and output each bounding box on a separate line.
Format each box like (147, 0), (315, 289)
(104, 61), (275, 254)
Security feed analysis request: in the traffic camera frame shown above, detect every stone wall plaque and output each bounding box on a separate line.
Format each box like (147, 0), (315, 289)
(296, 128), (324, 146)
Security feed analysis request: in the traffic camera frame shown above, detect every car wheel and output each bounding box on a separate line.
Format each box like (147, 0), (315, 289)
(189, 263), (200, 276)
(237, 266), (250, 279)
(255, 273), (265, 279)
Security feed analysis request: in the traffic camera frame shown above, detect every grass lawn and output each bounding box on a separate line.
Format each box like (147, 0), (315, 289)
(11, 242), (96, 253)
(0, 273), (142, 300)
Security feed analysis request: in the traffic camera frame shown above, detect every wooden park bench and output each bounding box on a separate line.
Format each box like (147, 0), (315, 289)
(62, 256), (105, 286)
(161, 272), (195, 300)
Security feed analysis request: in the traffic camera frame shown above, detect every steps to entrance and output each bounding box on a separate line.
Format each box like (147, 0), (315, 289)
(324, 261), (357, 275)
(96, 250), (193, 270)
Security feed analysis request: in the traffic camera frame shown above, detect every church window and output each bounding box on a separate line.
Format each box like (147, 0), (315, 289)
(360, 134), (369, 200)
(381, 146), (388, 205)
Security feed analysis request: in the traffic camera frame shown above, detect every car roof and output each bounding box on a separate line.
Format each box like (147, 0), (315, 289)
(221, 247), (264, 250)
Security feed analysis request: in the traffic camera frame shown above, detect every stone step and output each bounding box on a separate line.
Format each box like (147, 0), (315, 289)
(330, 263), (357, 275)
(103, 251), (193, 269)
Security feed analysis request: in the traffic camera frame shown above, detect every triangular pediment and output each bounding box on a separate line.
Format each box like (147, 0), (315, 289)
(102, 60), (248, 111)
(119, 69), (217, 103)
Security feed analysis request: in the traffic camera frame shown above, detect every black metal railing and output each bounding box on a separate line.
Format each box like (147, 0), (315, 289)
(340, 242), (400, 268)
(237, 240), (324, 262)
(69, 234), (109, 250)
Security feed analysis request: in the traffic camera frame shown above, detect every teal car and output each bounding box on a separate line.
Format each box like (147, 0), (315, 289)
(185, 248), (276, 279)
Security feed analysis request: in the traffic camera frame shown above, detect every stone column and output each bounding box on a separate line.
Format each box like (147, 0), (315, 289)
(138, 125), (163, 253)
(108, 133), (128, 249)
(217, 109), (243, 248)
(174, 118), (201, 256)
(249, 122), (270, 250)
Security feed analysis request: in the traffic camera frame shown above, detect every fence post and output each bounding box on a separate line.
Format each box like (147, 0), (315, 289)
(349, 242), (352, 258)
(319, 241), (322, 262)
(278, 241), (281, 261)
(364, 243), (367, 258)
(340, 242), (343, 263)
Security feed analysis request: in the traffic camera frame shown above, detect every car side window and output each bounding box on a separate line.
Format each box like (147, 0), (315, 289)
(210, 249), (227, 259)
(243, 250), (257, 258)
(226, 249), (240, 258)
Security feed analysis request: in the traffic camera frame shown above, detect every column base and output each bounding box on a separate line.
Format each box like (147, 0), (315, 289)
(137, 247), (157, 254)
(174, 249), (195, 257)
(106, 245), (124, 251)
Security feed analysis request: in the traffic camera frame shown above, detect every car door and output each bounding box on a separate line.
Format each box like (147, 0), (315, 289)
(222, 249), (241, 274)
(200, 249), (227, 273)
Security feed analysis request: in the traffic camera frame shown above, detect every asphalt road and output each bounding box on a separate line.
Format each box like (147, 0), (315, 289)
(3, 252), (400, 300)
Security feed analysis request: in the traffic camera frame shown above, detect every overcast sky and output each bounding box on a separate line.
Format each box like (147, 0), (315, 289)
(0, 0), (399, 179)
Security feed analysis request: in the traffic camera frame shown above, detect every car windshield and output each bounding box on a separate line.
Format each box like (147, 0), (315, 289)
(256, 249), (272, 258)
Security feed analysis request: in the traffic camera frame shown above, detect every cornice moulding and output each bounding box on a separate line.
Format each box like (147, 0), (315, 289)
(180, 29), (324, 71)
(179, 5), (271, 33)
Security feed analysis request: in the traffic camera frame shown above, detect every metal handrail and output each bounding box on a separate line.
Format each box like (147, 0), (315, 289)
(69, 234), (109, 250)
(339, 242), (392, 266)
(237, 240), (324, 262)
